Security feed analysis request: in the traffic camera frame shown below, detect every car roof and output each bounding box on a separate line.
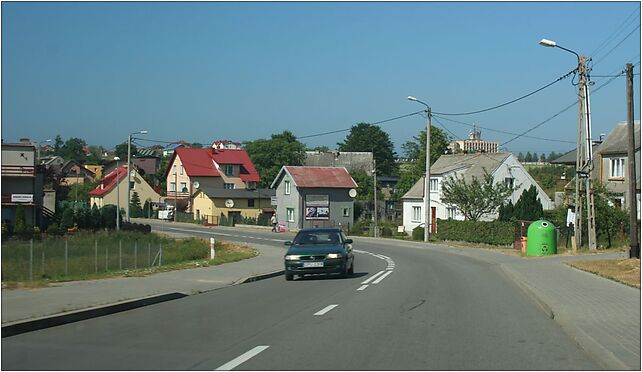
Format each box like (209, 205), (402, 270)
(297, 227), (342, 233)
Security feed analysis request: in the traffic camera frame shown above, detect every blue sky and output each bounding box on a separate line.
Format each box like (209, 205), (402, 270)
(2, 2), (640, 156)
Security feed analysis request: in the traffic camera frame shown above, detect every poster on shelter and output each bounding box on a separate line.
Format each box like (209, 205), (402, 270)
(305, 195), (330, 220)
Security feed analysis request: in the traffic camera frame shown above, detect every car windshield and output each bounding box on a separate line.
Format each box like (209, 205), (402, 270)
(293, 231), (342, 245)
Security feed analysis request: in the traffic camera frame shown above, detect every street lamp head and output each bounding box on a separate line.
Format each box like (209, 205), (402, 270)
(45, 139), (52, 143)
(114, 156), (121, 161)
(539, 38), (557, 48)
(407, 96), (418, 101)
(139, 130), (148, 135)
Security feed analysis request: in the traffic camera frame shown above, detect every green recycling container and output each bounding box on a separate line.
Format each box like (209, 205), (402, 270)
(526, 220), (557, 256)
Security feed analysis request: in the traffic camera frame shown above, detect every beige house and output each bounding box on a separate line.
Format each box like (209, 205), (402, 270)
(89, 166), (161, 216)
(192, 187), (275, 225)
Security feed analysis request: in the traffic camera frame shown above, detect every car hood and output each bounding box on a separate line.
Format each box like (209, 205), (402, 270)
(286, 245), (345, 256)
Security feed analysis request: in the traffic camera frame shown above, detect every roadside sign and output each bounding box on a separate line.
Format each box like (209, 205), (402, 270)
(11, 194), (33, 203)
(270, 196), (278, 206)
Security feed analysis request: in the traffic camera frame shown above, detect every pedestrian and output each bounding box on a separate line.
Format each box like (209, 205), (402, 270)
(271, 213), (278, 232)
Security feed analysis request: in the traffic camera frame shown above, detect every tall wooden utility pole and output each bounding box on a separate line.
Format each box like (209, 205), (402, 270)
(626, 63), (639, 258)
(373, 158), (378, 238)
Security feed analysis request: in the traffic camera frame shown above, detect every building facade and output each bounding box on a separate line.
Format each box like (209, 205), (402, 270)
(449, 126), (499, 154)
(1, 142), (45, 228)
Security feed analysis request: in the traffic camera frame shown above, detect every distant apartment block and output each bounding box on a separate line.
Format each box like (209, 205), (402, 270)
(449, 126), (498, 153)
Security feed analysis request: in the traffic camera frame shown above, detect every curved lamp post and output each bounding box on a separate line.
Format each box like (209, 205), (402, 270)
(539, 38), (596, 251)
(407, 96), (431, 242)
(127, 130), (148, 221)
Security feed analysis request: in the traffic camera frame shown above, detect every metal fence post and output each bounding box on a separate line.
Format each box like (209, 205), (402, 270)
(106, 245), (109, 272)
(159, 243), (162, 267)
(29, 239), (33, 282)
(148, 243), (151, 268)
(65, 239), (68, 277)
(42, 247), (45, 277)
(119, 240), (122, 271)
(134, 240), (137, 270)
(95, 240), (98, 274)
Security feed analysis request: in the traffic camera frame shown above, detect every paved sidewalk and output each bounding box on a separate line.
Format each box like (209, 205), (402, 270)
(430, 245), (640, 370)
(1, 243), (285, 326)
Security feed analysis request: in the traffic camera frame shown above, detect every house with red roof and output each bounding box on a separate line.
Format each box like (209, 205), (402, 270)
(164, 145), (261, 215)
(89, 166), (161, 215)
(270, 166), (358, 231)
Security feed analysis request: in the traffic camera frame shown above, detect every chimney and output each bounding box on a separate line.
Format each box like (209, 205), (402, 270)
(19, 138), (31, 143)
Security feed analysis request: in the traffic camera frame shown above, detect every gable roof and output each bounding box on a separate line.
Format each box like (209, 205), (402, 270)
(271, 166), (358, 189)
(197, 187), (275, 199)
(88, 166), (128, 196)
(167, 147), (260, 182)
(549, 143), (601, 165)
(431, 153), (510, 181)
(401, 176), (426, 199)
(597, 121), (640, 155)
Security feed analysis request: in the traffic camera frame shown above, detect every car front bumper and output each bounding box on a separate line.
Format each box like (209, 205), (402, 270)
(285, 259), (347, 276)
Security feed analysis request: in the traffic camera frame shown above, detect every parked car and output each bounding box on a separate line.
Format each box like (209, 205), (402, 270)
(284, 227), (354, 281)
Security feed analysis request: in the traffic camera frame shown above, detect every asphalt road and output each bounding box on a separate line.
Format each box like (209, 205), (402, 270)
(2, 222), (599, 370)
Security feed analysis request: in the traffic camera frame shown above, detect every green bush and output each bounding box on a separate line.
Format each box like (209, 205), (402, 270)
(434, 219), (513, 245)
(46, 223), (64, 236)
(61, 208), (75, 229)
(412, 226), (424, 241)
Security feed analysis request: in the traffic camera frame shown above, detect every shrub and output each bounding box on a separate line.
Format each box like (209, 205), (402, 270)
(61, 208), (75, 229)
(412, 226), (424, 241)
(434, 219), (513, 246)
(46, 223), (64, 236)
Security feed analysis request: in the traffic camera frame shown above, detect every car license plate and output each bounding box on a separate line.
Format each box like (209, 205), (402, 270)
(303, 262), (323, 268)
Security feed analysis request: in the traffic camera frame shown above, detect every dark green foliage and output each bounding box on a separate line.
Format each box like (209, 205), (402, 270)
(73, 207), (90, 229)
(434, 219), (514, 245)
(338, 123), (398, 176)
(66, 180), (99, 202)
(499, 186), (544, 222)
(91, 205), (102, 229)
(59, 137), (87, 162)
(412, 226), (425, 241)
(441, 171), (514, 221)
(244, 131), (306, 188)
(143, 200), (152, 218)
(14, 205), (27, 237)
(46, 223), (64, 236)
(129, 191), (143, 218)
(114, 142), (136, 160)
(593, 185), (630, 248)
(61, 208), (75, 229)
(100, 205), (119, 229)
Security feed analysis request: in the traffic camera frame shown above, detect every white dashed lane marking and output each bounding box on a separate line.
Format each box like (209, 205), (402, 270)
(215, 346), (270, 370)
(314, 304), (339, 316)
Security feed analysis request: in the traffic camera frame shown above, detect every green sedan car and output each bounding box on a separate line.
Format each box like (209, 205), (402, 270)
(284, 228), (355, 281)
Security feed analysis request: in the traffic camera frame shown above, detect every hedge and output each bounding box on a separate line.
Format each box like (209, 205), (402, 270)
(434, 219), (514, 246)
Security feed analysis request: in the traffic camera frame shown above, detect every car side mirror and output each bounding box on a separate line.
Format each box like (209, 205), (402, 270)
(344, 239), (353, 244)
(284, 241), (293, 246)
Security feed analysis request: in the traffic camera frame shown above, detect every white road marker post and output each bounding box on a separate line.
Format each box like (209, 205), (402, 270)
(210, 237), (216, 259)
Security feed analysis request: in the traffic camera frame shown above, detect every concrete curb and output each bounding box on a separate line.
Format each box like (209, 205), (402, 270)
(1, 268), (285, 338)
(497, 264), (555, 320)
(1, 292), (187, 338)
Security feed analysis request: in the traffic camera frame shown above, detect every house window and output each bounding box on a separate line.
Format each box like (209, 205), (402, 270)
(170, 182), (176, 192)
(343, 208), (350, 217)
(610, 158), (625, 178)
(412, 206), (422, 222)
(284, 180), (291, 195)
(173, 165), (177, 175)
(180, 165), (184, 175)
(224, 165), (234, 176)
(248, 199), (255, 208)
(224, 183), (235, 190)
(430, 178), (438, 192)
(504, 177), (514, 188)
(180, 182), (187, 193)
(246, 182), (257, 190)
(447, 207), (457, 220)
(287, 208), (295, 222)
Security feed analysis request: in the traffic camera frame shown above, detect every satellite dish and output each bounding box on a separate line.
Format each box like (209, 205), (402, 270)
(225, 199), (234, 208)
(348, 189), (357, 198)
(192, 181), (200, 189)
(130, 170), (136, 178)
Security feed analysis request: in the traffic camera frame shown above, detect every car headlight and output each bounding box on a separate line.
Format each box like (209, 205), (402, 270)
(326, 253), (343, 259)
(285, 255), (301, 260)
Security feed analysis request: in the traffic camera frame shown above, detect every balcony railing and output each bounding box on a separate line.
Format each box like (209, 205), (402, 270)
(2, 165), (35, 177)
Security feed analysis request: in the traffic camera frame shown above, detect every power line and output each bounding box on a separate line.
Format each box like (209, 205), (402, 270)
(590, 8), (640, 58)
(431, 68), (577, 116)
(296, 110), (425, 140)
(433, 114), (576, 144)
(500, 60), (640, 147)
(592, 24), (641, 67)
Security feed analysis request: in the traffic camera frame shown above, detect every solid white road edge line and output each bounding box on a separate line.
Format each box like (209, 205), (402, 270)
(372, 270), (393, 284)
(362, 270), (386, 284)
(314, 304), (339, 316)
(357, 285), (369, 291)
(215, 345), (270, 371)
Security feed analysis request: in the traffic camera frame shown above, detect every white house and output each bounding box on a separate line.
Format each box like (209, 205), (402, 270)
(401, 152), (554, 233)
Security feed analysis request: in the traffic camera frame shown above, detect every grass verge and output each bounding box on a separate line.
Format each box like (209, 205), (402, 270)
(567, 259), (640, 288)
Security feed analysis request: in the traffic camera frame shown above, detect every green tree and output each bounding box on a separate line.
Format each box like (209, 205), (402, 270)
(191, 143), (204, 148)
(540, 153), (547, 162)
(309, 145), (330, 152)
(143, 199), (152, 218)
(498, 200), (515, 222)
(90, 204), (102, 229)
(525, 152), (533, 162)
(593, 185), (629, 247)
(512, 186), (544, 221)
(61, 208), (75, 229)
(54, 135), (64, 155)
(66, 180), (98, 203)
(115, 142), (137, 160)
(244, 131), (306, 188)
(59, 137), (87, 162)
(338, 123), (398, 176)
(130, 191), (143, 218)
(100, 205), (119, 229)
(441, 171), (514, 221)
(517, 152), (525, 162)
(395, 126), (450, 199)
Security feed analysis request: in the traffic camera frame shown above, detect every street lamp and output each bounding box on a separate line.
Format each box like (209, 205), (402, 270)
(114, 156), (121, 231)
(539, 38), (597, 251)
(127, 130), (148, 221)
(407, 95), (431, 242)
(35, 139), (52, 164)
